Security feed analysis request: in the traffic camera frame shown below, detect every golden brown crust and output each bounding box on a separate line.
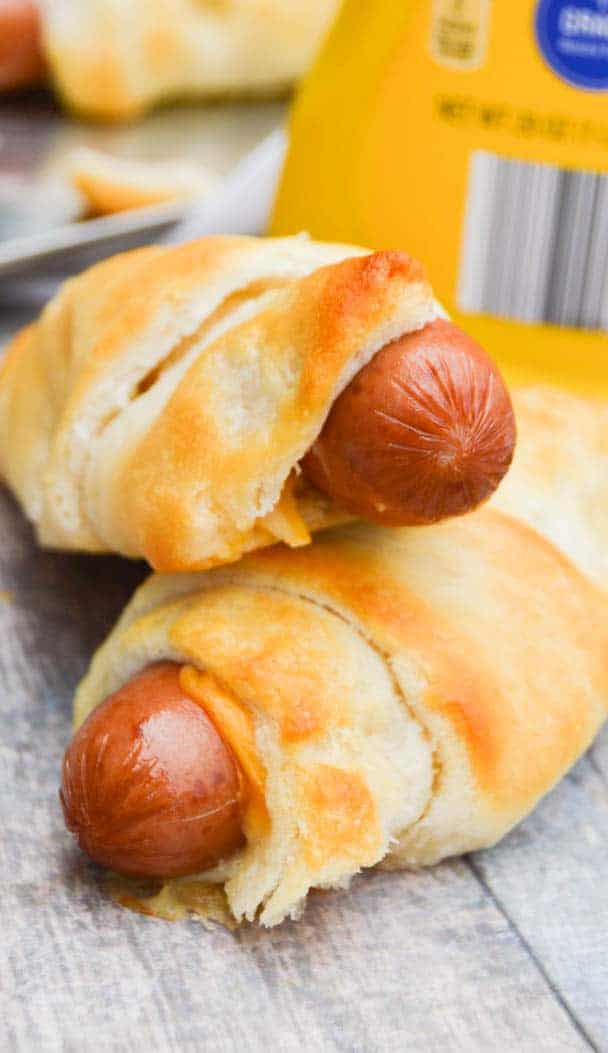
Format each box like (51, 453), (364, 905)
(229, 509), (607, 822)
(119, 250), (432, 569)
(299, 765), (381, 872)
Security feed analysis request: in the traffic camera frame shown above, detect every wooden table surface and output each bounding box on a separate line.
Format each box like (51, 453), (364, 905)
(1, 305), (607, 1053)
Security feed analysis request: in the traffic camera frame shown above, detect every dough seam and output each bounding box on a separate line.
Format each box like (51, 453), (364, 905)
(181, 577), (443, 857)
(253, 584), (443, 850)
(74, 278), (293, 547)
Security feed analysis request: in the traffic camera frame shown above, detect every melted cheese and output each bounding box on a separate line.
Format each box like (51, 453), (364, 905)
(180, 665), (270, 842)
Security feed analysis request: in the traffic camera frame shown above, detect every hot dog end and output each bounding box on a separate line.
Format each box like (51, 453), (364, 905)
(60, 663), (249, 878)
(302, 319), (516, 526)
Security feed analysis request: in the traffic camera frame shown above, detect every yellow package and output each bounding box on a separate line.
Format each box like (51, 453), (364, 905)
(272, 0), (608, 395)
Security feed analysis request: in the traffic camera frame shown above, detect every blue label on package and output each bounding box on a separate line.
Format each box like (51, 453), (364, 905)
(536, 0), (608, 90)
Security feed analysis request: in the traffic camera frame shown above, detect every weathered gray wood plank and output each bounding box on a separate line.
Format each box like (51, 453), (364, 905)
(0, 485), (602, 1053)
(1, 868), (590, 1053)
(588, 730), (608, 786)
(469, 749), (608, 1050)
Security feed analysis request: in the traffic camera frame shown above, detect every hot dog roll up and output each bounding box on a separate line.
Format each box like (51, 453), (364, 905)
(0, 1), (46, 91)
(0, 235), (515, 572)
(36, 0), (338, 119)
(64, 388), (608, 927)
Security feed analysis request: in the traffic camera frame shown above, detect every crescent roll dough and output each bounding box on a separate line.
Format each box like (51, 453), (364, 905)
(0, 235), (438, 571)
(74, 387), (608, 926)
(39, 0), (338, 120)
(491, 386), (608, 589)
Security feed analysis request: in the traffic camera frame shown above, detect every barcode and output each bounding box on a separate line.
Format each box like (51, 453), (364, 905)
(458, 151), (608, 331)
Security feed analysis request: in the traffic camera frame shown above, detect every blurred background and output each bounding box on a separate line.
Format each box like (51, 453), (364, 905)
(0, 0), (338, 334)
(2, 0), (608, 393)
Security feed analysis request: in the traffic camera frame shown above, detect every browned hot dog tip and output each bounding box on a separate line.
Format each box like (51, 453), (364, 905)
(60, 662), (246, 878)
(0, 1), (46, 92)
(302, 318), (516, 526)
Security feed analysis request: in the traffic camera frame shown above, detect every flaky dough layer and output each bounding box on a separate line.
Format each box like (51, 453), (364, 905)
(0, 235), (437, 571)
